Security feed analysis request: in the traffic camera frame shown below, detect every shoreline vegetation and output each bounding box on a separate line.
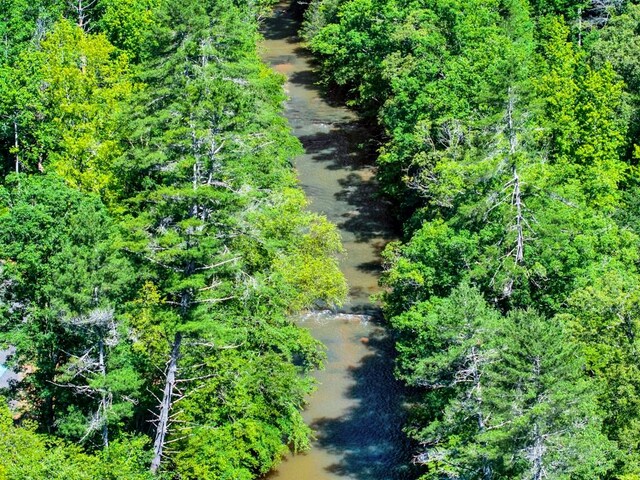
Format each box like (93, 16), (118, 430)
(0, 0), (346, 478)
(302, 0), (640, 477)
(3, 0), (640, 478)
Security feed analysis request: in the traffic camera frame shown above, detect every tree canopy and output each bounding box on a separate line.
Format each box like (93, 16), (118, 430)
(0, 0), (346, 477)
(304, 0), (640, 476)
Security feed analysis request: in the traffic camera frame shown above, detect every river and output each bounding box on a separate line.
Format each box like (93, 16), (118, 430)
(260, 4), (417, 479)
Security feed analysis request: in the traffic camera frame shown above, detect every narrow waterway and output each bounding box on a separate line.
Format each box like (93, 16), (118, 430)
(261, 4), (416, 479)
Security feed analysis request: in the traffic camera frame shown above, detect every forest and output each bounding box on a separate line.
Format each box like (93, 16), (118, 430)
(302, 0), (640, 477)
(2, 0), (640, 477)
(0, 0), (347, 478)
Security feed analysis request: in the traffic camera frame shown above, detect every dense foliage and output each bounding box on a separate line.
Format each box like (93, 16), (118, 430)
(0, 0), (346, 478)
(304, 0), (640, 477)
(6, 0), (640, 476)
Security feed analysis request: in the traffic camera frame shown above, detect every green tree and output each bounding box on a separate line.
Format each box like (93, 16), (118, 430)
(0, 399), (152, 479)
(392, 285), (501, 479)
(0, 19), (134, 202)
(534, 17), (628, 210)
(96, 0), (164, 61)
(560, 266), (640, 476)
(0, 46), (50, 175)
(392, 287), (615, 479)
(114, 0), (345, 473)
(0, 174), (139, 442)
(484, 310), (614, 479)
(38, 20), (134, 200)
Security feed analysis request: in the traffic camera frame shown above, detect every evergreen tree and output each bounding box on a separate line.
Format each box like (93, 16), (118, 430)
(392, 285), (501, 479)
(116, 0), (345, 473)
(485, 310), (614, 479)
(395, 289), (615, 479)
(0, 174), (140, 443)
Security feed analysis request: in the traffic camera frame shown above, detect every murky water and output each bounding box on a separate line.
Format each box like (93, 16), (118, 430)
(260, 4), (416, 479)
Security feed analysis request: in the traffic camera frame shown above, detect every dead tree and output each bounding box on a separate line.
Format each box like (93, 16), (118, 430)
(464, 344), (494, 480)
(404, 119), (466, 207)
(512, 170), (524, 265)
(584, 0), (623, 27)
(499, 89), (532, 298)
(69, 0), (97, 31)
(150, 332), (182, 474)
(416, 300), (497, 480)
(55, 308), (119, 447)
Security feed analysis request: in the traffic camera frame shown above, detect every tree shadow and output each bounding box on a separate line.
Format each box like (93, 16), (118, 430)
(355, 239), (391, 277)
(356, 260), (383, 274)
(296, 128), (367, 170)
(340, 288), (379, 317)
(260, 3), (300, 41)
(310, 325), (419, 479)
(295, 128), (398, 245)
(287, 53), (361, 109)
(336, 172), (396, 243)
(262, 0), (356, 107)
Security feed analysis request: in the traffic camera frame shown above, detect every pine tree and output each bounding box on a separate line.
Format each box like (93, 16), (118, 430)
(484, 310), (615, 479)
(0, 174), (140, 440)
(393, 284), (501, 479)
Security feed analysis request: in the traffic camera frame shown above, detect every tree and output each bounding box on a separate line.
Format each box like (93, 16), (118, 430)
(0, 19), (134, 201)
(391, 287), (615, 479)
(392, 285), (501, 479)
(0, 398), (152, 479)
(534, 17), (627, 211)
(114, 0), (345, 472)
(95, 0), (165, 61)
(485, 310), (615, 479)
(0, 46), (50, 175)
(37, 20), (134, 200)
(560, 266), (640, 476)
(0, 174), (139, 440)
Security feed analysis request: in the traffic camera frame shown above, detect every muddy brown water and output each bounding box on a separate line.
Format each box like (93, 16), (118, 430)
(260, 4), (417, 480)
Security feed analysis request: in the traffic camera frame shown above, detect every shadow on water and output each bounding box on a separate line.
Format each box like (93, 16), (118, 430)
(262, 5), (358, 108)
(296, 128), (396, 243)
(261, 4), (299, 41)
(286, 62), (355, 109)
(296, 127), (373, 170)
(261, 2), (419, 479)
(336, 173), (393, 243)
(311, 327), (417, 479)
(279, 45), (398, 245)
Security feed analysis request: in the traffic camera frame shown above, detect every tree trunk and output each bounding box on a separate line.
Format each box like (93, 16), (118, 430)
(14, 120), (19, 173)
(512, 167), (524, 264)
(470, 346), (492, 480)
(531, 422), (545, 480)
(507, 91), (524, 265)
(98, 338), (108, 447)
(502, 90), (525, 298)
(150, 332), (182, 473)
